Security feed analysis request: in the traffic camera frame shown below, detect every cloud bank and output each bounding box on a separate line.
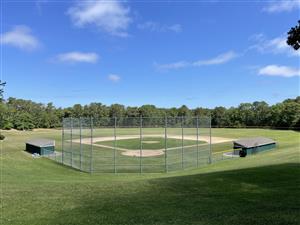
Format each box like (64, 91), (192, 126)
(258, 65), (300, 77)
(250, 33), (300, 57)
(54, 52), (99, 64)
(138, 21), (182, 33)
(0, 25), (40, 51)
(263, 0), (300, 13)
(156, 51), (238, 71)
(108, 74), (121, 82)
(67, 0), (132, 37)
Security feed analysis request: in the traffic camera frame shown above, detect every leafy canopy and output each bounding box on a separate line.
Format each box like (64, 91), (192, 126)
(287, 20), (300, 50)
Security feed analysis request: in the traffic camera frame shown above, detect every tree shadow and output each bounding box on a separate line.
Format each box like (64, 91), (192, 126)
(13, 163), (300, 225)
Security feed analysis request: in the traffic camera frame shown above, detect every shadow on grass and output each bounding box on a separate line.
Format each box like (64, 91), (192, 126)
(17, 163), (300, 225)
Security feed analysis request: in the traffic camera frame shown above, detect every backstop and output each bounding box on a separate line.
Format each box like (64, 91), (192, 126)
(46, 116), (234, 173)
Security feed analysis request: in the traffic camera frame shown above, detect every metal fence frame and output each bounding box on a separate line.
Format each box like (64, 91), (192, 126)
(53, 116), (222, 173)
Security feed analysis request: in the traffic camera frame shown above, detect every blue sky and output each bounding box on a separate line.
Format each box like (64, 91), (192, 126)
(1, 0), (299, 108)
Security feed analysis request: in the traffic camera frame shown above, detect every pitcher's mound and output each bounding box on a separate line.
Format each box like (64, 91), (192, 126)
(122, 150), (164, 157)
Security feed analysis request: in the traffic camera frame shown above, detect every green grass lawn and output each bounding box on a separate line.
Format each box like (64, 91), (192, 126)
(95, 137), (204, 149)
(1, 128), (300, 225)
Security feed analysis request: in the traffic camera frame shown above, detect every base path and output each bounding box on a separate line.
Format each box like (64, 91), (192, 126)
(122, 150), (165, 157)
(75, 134), (233, 145)
(71, 135), (234, 157)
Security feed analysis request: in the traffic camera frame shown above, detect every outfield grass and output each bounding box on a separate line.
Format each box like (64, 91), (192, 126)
(1, 128), (299, 225)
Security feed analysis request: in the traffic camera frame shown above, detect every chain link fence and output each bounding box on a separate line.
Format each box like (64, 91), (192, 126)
(46, 116), (235, 173)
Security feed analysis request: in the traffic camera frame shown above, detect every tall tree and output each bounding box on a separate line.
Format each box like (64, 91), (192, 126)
(211, 107), (226, 127)
(72, 104), (84, 117)
(139, 105), (159, 117)
(109, 104), (125, 118)
(287, 20), (300, 50)
(0, 80), (6, 102)
(125, 107), (139, 117)
(252, 101), (270, 126)
(178, 105), (191, 117)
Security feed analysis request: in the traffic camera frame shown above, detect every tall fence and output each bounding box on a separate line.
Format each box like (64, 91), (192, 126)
(47, 116), (234, 173)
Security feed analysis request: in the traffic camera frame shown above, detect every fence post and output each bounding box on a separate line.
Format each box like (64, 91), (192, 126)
(70, 117), (73, 168)
(140, 117), (143, 174)
(165, 116), (168, 173)
(62, 118), (64, 164)
(209, 115), (212, 164)
(90, 117), (93, 173)
(80, 117), (82, 171)
(181, 116), (184, 169)
(114, 117), (117, 174)
(196, 116), (199, 167)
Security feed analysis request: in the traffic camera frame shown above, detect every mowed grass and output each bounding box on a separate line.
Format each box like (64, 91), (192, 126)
(96, 137), (204, 150)
(1, 128), (300, 225)
(64, 128), (215, 173)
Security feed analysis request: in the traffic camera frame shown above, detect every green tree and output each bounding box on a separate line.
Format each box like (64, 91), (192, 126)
(85, 103), (109, 118)
(109, 104), (125, 118)
(0, 80), (6, 102)
(193, 107), (210, 117)
(72, 104), (84, 117)
(125, 107), (140, 117)
(287, 20), (300, 50)
(0, 96), (299, 130)
(280, 102), (300, 128)
(13, 112), (35, 130)
(178, 105), (191, 117)
(237, 103), (254, 126)
(211, 107), (226, 127)
(139, 105), (159, 117)
(166, 107), (178, 117)
(0, 102), (13, 129)
(252, 101), (270, 126)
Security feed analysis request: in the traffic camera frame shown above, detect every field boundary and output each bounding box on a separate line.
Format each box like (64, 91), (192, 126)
(70, 135), (234, 157)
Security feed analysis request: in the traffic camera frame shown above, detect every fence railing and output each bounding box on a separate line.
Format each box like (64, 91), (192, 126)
(45, 116), (237, 173)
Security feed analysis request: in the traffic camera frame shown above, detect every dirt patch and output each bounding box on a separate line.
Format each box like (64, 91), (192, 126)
(75, 134), (233, 145)
(71, 135), (234, 158)
(142, 141), (160, 144)
(121, 150), (164, 157)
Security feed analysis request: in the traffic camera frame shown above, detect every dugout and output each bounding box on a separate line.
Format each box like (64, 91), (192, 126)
(233, 137), (276, 157)
(26, 139), (55, 155)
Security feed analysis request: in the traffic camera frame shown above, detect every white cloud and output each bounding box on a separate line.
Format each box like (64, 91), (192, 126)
(250, 34), (300, 57)
(0, 25), (40, 51)
(193, 51), (238, 66)
(55, 52), (99, 64)
(263, 0), (300, 13)
(155, 51), (238, 71)
(167, 24), (182, 33)
(67, 0), (131, 37)
(155, 61), (189, 70)
(108, 74), (120, 82)
(138, 21), (182, 33)
(258, 65), (300, 77)
(137, 22), (158, 31)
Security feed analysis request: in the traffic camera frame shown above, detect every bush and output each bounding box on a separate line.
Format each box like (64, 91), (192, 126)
(0, 134), (5, 140)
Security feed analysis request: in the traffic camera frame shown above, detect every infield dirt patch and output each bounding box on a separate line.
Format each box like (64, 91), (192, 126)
(122, 150), (165, 157)
(72, 135), (234, 157)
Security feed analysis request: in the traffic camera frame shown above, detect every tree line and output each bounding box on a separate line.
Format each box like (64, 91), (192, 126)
(0, 97), (299, 130)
